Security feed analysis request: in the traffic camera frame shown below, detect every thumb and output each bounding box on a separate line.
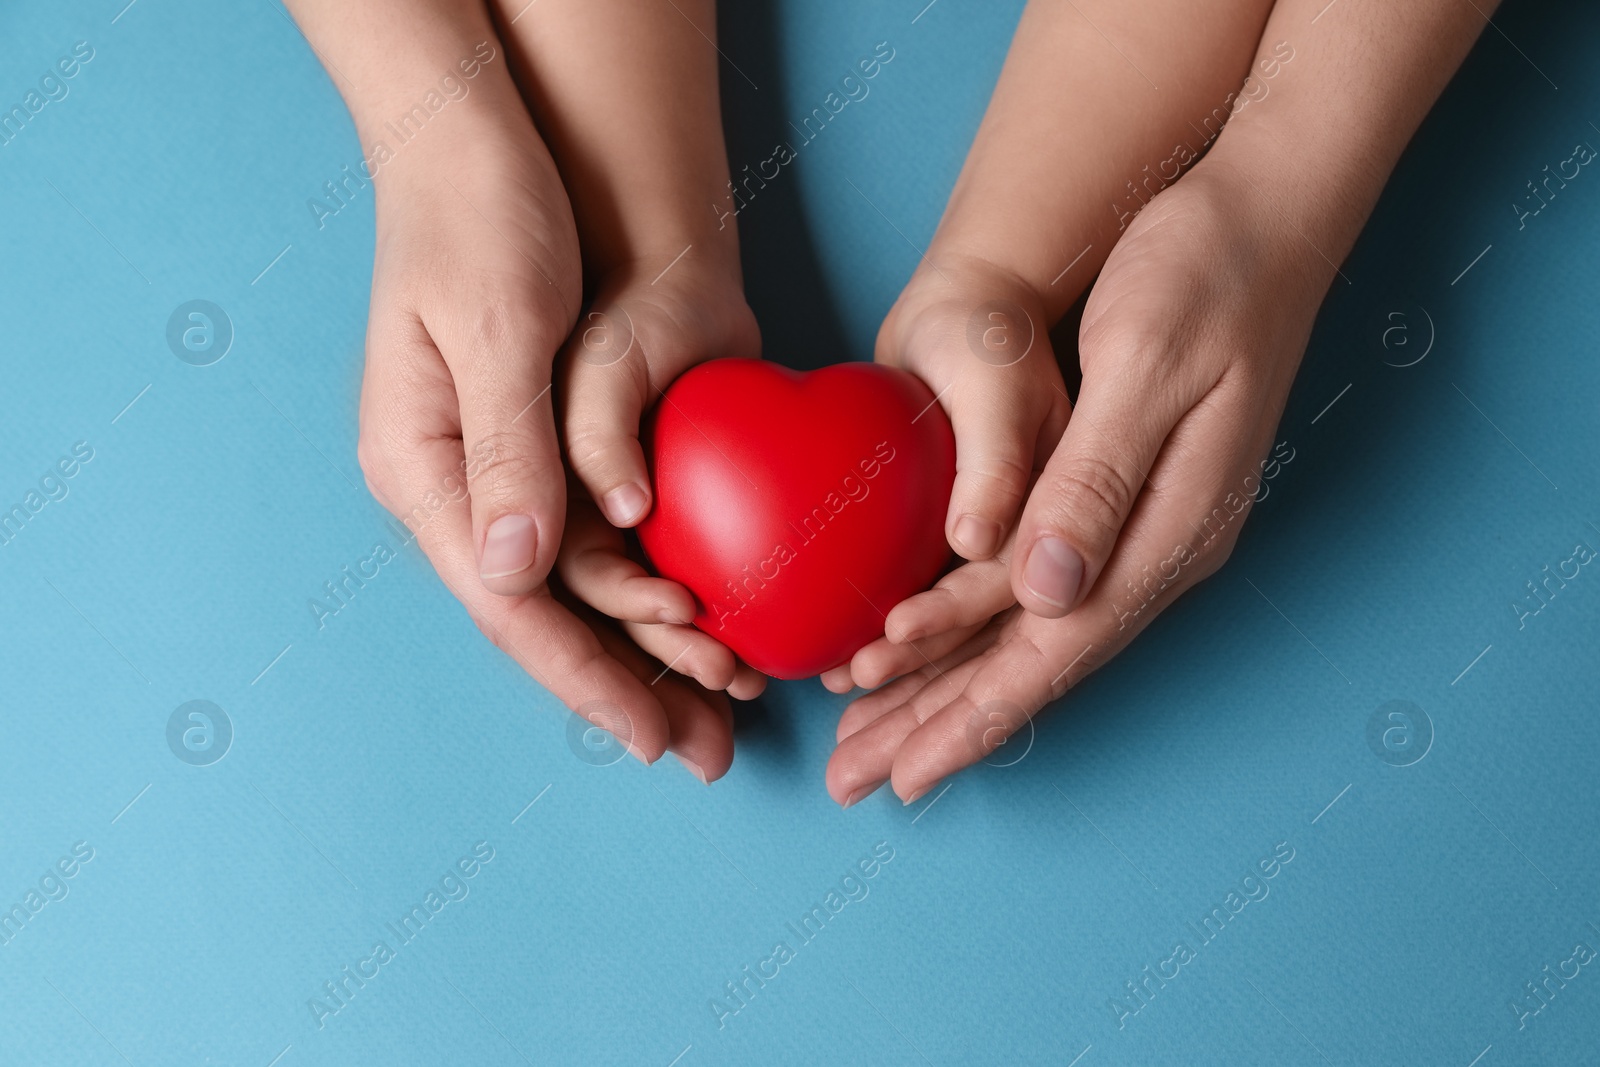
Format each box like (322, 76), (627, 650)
(901, 294), (1067, 561)
(943, 359), (1069, 561)
(560, 304), (655, 526)
(1010, 362), (1181, 618)
(436, 306), (569, 596)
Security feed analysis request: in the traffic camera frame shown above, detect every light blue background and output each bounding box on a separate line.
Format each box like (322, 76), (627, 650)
(1, 1), (1597, 1064)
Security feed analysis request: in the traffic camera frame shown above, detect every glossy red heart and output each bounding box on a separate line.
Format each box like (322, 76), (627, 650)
(637, 359), (956, 680)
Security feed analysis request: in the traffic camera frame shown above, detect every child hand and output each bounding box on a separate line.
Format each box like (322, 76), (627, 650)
(547, 492), (747, 783)
(483, 0), (763, 698)
(872, 260), (1071, 564)
(552, 253), (765, 701)
(826, 160), (1326, 806)
(818, 259), (1066, 694)
(556, 491), (768, 703)
(557, 251), (759, 528)
(820, 524), (1019, 695)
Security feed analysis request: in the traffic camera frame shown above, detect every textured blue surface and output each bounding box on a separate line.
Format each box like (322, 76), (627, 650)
(1, 1), (1597, 1064)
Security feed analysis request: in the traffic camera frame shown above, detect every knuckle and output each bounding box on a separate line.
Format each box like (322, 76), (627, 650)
(1078, 311), (1190, 389)
(1079, 313), (1157, 371)
(961, 451), (1032, 504)
(453, 290), (567, 368)
(564, 432), (630, 487)
(566, 304), (643, 370)
(697, 649), (737, 691)
(463, 299), (518, 356)
(468, 609), (514, 656)
(467, 431), (561, 502)
(1048, 455), (1137, 544)
(1050, 638), (1104, 696)
(564, 347), (649, 417)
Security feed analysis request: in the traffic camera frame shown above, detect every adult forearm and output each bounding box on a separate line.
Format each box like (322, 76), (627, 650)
(282, 0), (525, 167)
(1205, 0), (1496, 277)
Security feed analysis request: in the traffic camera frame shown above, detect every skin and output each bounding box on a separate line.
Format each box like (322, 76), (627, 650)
(825, 0), (1498, 807)
(820, 0), (1277, 690)
(284, 0), (755, 784)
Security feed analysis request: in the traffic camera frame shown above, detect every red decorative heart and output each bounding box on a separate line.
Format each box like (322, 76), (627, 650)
(638, 359), (956, 680)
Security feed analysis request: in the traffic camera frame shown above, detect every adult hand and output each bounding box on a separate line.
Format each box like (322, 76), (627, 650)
(280, 0), (743, 779)
(826, 162), (1322, 806)
(354, 106), (735, 778)
(358, 104), (580, 597)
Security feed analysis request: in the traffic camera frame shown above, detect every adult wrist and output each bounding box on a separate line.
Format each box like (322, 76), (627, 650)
(1194, 124), (1381, 295)
(340, 37), (529, 181)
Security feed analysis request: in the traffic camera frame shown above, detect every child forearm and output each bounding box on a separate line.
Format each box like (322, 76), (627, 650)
(492, 0), (741, 283)
(928, 0), (1278, 320)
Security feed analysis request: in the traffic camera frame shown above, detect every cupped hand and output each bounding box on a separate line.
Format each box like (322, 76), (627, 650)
(815, 258), (1068, 695)
(874, 259), (1073, 563)
(355, 109), (734, 780)
(551, 249), (768, 700)
(827, 160), (1328, 806)
(359, 105), (580, 598)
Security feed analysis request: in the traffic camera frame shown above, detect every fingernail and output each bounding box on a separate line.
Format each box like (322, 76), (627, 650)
(602, 483), (649, 526)
(479, 515), (538, 580)
(843, 783), (882, 808)
(1022, 536), (1084, 610)
(902, 786), (930, 806)
(673, 753), (709, 784)
(657, 606), (692, 625)
(953, 514), (1001, 558)
(624, 741), (656, 766)
(896, 628), (925, 645)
